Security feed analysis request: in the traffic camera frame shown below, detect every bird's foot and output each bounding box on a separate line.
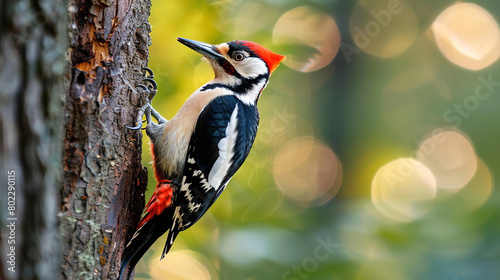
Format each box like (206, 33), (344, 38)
(126, 67), (158, 130)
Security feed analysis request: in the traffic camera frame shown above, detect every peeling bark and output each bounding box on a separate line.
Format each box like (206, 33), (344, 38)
(59, 0), (151, 279)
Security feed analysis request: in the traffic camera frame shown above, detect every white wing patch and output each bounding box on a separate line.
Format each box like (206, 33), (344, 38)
(208, 105), (239, 190)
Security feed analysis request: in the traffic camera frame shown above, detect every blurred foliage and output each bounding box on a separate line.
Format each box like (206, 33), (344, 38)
(135, 0), (500, 279)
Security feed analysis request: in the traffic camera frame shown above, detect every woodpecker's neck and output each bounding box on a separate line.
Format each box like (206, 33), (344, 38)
(202, 73), (269, 105)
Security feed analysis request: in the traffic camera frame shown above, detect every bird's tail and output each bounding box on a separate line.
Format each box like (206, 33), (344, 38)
(118, 217), (156, 280)
(118, 180), (177, 280)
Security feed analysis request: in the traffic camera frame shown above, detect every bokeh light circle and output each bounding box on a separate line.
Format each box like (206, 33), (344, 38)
(371, 158), (437, 222)
(349, 0), (419, 58)
(149, 250), (212, 280)
(432, 3), (500, 70)
(454, 159), (494, 211)
(416, 129), (477, 192)
(273, 6), (340, 72)
(273, 137), (342, 206)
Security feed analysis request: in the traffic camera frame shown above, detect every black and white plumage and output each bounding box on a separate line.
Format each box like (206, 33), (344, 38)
(180, 95), (259, 226)
(119, 38), (285, 279)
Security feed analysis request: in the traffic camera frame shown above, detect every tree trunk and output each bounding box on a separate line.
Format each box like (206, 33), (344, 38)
(59, 0), (151, 279)
(0, 0), (67, 279)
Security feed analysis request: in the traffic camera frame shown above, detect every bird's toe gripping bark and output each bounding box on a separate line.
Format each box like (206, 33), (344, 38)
(126, 68), (159, 130)
(140, 67), (158, 103)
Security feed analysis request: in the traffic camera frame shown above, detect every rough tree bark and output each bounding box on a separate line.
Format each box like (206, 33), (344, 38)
(0, 0), (67, 279)
(59, 0), (151, 279)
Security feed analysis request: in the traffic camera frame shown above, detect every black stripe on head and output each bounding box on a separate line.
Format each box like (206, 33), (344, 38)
(200, 73), (268, 95)
(217, 58), (239, 76)
(227, 41), (258, 58)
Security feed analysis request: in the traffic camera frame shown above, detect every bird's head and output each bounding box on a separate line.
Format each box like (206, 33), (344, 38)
(178, 38), (285, 104)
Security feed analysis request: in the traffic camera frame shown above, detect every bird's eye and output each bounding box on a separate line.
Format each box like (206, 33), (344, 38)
(232, 52), (246, 61)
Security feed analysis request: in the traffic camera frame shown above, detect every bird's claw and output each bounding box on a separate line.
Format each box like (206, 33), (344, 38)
(142, 78), (158, 102)
(126, 120), (147, 130)
(135, 72), (158, 104)
(127, 67), (158, 130)
(125, 123), (143, 130)
(141, 67), (154, 78)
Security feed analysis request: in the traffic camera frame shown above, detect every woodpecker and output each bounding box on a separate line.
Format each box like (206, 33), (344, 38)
(119, 38), (285, 279)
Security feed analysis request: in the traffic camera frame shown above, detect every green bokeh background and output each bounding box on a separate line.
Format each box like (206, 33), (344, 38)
(134, 1), (500, 279)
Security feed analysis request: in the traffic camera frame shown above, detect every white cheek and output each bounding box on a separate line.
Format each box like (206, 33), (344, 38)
(235, 58), (268, 78)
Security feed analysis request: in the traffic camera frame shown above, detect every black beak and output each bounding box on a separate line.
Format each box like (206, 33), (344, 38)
(177, 37), (223, 60)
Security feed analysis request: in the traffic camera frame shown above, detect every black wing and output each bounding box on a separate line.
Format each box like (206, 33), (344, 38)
(178, 95), (259, 229)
